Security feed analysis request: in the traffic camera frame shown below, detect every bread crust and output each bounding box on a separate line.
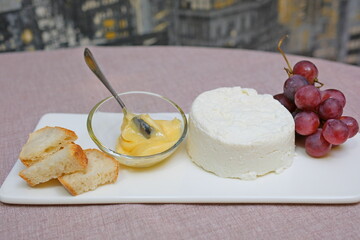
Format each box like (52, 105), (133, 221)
(18, 143), (88, 187)
(58, 178), (78, 196)
(70, 144), (88, 169)
(58, 149), (120, 195)
(18, 171), (36, 186)
(18, 126), (120, 195)
(19, 126), (78, 167)
(57, 145), (89, 195)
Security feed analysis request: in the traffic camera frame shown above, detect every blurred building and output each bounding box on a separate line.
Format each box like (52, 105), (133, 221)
(278, 0), (360, 65)
(341, 0), (360, 65)
(0, 0), (359, 65)
(130, 0), (172, 45)
(278, 0), (323, 56)
(70, 0), (172, 46)
(170, 0), (284, 51)
(0, 0), (172, 51)
(0, 0), (83, 51)
(73, 0), (135, 45)
(32, 0), (75, 50)
(0, 0), (44, 51)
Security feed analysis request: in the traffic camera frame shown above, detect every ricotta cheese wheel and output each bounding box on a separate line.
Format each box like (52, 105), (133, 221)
(187, 87), (295, 180)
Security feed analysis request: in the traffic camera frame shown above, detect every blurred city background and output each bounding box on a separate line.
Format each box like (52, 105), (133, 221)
(0, 0), (359, 65)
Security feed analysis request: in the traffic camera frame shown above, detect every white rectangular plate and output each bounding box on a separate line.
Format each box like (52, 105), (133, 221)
(1, 113), (360, 205)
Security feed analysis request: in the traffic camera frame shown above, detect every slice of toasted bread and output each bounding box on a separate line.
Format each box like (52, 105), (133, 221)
(19, 143), (87, 186)
(58, 149), (119, 196)
(19, 126), (78, 167)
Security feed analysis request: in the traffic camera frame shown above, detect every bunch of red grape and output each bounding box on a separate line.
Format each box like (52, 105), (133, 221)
(273, 37), (359, 157)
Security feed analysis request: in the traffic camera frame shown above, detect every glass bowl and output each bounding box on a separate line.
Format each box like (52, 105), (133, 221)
(87, 91), (187, 168)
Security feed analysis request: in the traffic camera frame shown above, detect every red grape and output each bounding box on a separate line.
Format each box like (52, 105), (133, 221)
(293, 60), (319, 84)
(320, 89), (346, 108)
(283, 75), (309, 101)
(294, 111), (320, 136)
(276, 36), (355, 158)
(340, 116), (359, 138)
(305, 129), (332, 157)
(318, 98), (343, 120)
(273, 93), (296, 112)
(294, 85), (321, 111)
(322, 119), (349, 145)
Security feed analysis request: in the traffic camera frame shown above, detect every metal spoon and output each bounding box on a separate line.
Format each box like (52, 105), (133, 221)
(84, 48), (152, 138)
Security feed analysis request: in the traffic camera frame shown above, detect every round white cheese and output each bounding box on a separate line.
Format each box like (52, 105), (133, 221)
(186, 87), (295, 180)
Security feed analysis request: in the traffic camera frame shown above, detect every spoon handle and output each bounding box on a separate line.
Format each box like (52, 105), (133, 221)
(84, 48), (127, 112)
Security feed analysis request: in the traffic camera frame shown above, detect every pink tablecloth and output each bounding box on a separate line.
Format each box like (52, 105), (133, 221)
(1, 46), (359, 239)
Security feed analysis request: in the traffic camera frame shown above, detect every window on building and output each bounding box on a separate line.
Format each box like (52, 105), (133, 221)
(119, 19), (128, 28)
(227, 21), (234, 36)
(217, 26), (221, 37)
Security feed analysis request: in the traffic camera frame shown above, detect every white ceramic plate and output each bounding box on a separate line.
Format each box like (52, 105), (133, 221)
(1, 113), (360, 205)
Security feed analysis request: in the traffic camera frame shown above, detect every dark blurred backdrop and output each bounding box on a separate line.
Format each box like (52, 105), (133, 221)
(0, 0), (359, 65)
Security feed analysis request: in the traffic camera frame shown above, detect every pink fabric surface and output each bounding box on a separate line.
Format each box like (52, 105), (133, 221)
(1, 46), (359, 239)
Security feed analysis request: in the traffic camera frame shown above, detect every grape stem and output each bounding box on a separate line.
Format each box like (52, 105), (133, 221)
(277, 35), (293, 77)
(278, 35), (325, 88)
(314, 78), (324, 88)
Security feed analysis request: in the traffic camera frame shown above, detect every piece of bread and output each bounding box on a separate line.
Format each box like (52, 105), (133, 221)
(58, 149), (119, 196)
(19, 126), (78, 167)
(19, 143), (88, 186)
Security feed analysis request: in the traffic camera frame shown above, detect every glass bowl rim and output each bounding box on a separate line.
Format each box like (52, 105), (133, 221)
(87, 91), (188, 160)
